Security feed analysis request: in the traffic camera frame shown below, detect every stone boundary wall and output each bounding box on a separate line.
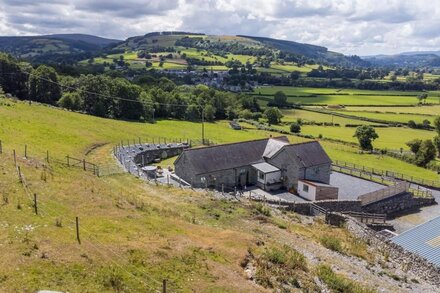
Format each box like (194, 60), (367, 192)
(363, 192), (437, 215)
(345, 217), (440, 286)
(284, 200), (363, 215)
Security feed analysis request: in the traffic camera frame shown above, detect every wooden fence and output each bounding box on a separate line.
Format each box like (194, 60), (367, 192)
(358, 182), (410, 206)
(333, 160), (440, 189)
(342, 211), (387, 224)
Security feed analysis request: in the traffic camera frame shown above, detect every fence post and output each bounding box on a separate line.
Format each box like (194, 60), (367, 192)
(24, 144), (27, 159)
(0, 140), (2, 154)
(76, 217), (81, 244)
(83, 159), (86, 171)
(13, 149), (17, 166)
(46, 150), (49, 163)
(17, 166), (22, 182)
(222, 184), (224, 196)
(33, 193), (38, 215)
(162, 279), (167, 293)
(67, 155), (70, 166)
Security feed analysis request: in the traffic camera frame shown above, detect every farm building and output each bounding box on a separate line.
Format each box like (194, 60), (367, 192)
(174, 137), (336, 196)
(392, 215), (440, 268)
(297, 180), (339, 201)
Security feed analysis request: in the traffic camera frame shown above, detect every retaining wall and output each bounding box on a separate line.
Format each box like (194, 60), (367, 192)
(346, 217), (440, 287)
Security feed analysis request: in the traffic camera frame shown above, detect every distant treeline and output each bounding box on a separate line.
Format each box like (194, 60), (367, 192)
(0, 53), (261, 122)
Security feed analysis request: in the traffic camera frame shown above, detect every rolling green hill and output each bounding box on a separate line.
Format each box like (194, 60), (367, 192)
(0, 34), (121, 63)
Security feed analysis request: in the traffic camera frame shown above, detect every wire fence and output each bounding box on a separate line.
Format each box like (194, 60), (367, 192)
(0, 140), (179, 292)
(333, 160), (440, 189)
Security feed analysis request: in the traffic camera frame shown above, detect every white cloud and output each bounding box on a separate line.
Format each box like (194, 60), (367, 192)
(0, 0), (440, 55)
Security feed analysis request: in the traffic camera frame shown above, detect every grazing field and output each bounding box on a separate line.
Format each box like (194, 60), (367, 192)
(330, 110), (436, 124)
(252, 86), (439, 106)
(281, 109), (380, 125)
(1, 97), (417, 291)
(299, 125), (436, 150)
(253, 86), (424, 96)
(342, 105), (440, 115)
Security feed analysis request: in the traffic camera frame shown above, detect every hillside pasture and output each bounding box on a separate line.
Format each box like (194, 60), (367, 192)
(252, 86), (438, 105)
(298, 125), (436, 150)
(281, 109), (380, 126)
(341, 105), (440, 115)
(330, 110), (437, 124)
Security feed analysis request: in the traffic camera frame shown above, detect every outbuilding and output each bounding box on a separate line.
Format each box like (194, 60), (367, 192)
(297, 179), (339, 201)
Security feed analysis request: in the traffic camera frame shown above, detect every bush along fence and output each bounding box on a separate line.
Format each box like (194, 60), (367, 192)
(333, 160), (440, 190)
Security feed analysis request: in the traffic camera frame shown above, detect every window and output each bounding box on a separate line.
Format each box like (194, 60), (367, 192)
(302, 184), (309, 192)
(258, 171), (264, 180)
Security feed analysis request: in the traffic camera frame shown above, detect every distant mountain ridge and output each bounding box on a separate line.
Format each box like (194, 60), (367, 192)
(1, 31), (439, 68)
(0, 33), (121, 63)
(363, 52), (440, 67)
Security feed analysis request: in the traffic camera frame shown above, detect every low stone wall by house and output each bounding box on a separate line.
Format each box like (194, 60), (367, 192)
(362, 192), (437, 215)
(133, 146), (187, 166)
(345, 217), (440, 287)
(285, 200), (362, 215)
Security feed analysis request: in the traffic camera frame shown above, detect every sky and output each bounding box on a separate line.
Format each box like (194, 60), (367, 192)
(0, 0), (439, 56)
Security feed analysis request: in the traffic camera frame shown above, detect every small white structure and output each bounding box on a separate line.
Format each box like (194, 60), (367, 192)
(298, 180), (339, 201)
(252, 162), (282, 191)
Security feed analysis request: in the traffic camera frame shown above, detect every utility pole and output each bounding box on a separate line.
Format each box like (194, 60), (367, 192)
(201, 107), (205, 145)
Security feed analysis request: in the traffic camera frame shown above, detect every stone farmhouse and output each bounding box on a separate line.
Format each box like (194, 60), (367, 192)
(174, 136), (337, 198)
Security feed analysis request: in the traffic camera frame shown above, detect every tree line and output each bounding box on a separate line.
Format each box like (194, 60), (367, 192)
(0, 53), (262, 122)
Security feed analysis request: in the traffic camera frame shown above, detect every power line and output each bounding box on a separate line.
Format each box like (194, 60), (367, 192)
(1, 71), (202, 109)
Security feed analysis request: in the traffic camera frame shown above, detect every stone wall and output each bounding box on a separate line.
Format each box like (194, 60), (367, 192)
(134, 146), (186, 166)
(362, 192), (437, 215)
(345, 217), (440, 287)
(285, 200), (362, 215)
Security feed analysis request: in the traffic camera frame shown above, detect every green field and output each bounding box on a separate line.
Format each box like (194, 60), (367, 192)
(281, 109), (379, 125)
(331, 110), (436, 124)
(300, 125), (436, 150)
(252, 86), (440, 106)
(343, 105), (440, 115)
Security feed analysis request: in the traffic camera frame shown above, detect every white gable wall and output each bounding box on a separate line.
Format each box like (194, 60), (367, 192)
(298, 181), (317, 201)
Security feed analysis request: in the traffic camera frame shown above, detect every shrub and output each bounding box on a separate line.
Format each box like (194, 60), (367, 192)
(316, 264), (375, 293)
(290, 122), (301, 133)
(255, 203), (271, 217)
(320, 235), (343, 253)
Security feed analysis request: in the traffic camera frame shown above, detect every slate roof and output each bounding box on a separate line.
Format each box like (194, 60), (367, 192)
(392, 216), (440, 268)
(276, 141), (332, 168)
(177, 137), (286, 175)
(263, 138), (289, 158)
(176, 137), (331, 175)
(252, 162), (280, 173)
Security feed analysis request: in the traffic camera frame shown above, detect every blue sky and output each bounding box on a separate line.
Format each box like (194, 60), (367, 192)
(1, 0), (439, 55)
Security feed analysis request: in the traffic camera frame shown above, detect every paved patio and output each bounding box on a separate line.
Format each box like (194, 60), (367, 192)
(330, 171), (386, 200)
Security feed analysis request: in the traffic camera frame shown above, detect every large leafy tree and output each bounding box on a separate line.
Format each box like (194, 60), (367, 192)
(0, 53), (28, 99)
(28, 65), (61, 104)
(353, 125), (379, 151)
(77, 74), (114, 117)
(112, 78), (144, 120)
(264, 107), (283, 125)
(415, 140), (437, 167)
(273, 91), (287, 106)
